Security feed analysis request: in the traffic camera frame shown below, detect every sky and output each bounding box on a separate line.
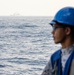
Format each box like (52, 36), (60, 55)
(0, 0), (74, 16)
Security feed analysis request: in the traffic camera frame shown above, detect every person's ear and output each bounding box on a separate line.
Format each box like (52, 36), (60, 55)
(65, 27), (71, 35)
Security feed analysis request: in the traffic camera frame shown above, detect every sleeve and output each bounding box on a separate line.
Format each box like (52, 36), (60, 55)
(41, 59), (52, 75)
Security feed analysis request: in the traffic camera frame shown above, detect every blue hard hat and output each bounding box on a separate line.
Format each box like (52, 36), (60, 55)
(50, 7), (74, 26)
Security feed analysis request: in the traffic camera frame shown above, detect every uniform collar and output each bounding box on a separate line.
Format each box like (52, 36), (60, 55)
(61, 44), (74, 55)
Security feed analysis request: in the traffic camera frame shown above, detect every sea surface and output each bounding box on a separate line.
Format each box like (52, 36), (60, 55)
(0, 16), (61, 75)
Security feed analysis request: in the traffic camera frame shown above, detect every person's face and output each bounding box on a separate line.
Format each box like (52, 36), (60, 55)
(51, 24), (66, 44)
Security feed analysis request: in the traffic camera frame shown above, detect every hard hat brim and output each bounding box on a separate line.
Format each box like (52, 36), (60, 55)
(49, 21), (56, 26)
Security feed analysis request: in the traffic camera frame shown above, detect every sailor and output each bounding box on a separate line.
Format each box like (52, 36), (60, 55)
(41, 7), (74, 75)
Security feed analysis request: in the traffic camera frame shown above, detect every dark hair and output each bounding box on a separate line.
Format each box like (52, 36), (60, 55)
(69, 26), (74, 39)
(58, 23), (74, 39)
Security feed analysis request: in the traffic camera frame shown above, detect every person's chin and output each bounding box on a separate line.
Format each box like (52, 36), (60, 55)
(54, 40), (59, 44)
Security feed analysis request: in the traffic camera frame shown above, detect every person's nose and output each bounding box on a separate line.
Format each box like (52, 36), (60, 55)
(51, 30), (55, 34)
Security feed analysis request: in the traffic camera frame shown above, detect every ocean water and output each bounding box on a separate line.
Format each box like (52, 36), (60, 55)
(0, 16), (61, 75)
